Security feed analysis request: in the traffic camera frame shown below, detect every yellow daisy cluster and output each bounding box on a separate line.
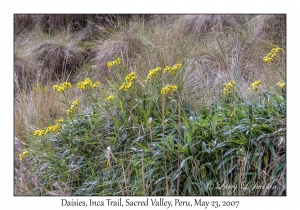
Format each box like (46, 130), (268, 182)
(45, 123), (61, 133)
(223, 80), (236, 96)
(146, 67), (161, 83)
(67, 99), (79, 116)
(125, 72), (138, 82)
(164, 63), (182, 75)
(33, 119), (64, 138)
(161, 84), (178, 95)
(107, 58), (121, 68)
(119, 72), (137, 91)
(105, 95), (115, 102)
(33, 129), (46, 138)
(248, 80), (262, 92)
(18, 150), (28, 162)
(277, 82), (285, 88)
(77, 78), (100, 90)
(263, 47), (282, 63)
(53, 82), (72, 93)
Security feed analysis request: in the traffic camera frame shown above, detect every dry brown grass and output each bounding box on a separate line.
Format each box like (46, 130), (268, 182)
(177, 14), (286, 105)
(14, 55), (39, 93)
(14, 84), (67, 141)
(14, 137), (42, 195)
(14, 14), (38, 35)
(182, 15), (253, 36)
(38, 14), (90, 34)
(35, 40), (85, 81)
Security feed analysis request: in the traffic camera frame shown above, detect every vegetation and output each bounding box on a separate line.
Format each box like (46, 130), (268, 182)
(14, 14), (286, 196)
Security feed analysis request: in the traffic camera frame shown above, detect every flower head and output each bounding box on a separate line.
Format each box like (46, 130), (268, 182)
(125, 72), (137, 82)
(56, 119), (64, 123)
(250, 80), (262, 91)
(77, 78), (100, 90)
(67, 99), (79, 116)
(119, 81), (134, 91)
(146, 67), (161, 83)
(277, 82), (285, 88)
(107, 58), (122, 68)
(263, 47), (282, 63)
(92, 82), (101, 88)
(105, 95), (115, 102)
(18, 150), (29, 161)
(161, 84), (178, 95)
(53, 82), (72, 93)
(33, 129), (46, 138)
(45, 123), (61, 133)
(164, 63), (182, 75)
(223, 80), (236, 96)
(119, 72), (137, 91)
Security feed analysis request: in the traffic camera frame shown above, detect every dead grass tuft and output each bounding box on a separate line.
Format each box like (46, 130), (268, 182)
(247, 15), (286, 46)
(14, 14), (38, 35)
(38, 14), (90, 34)
(183, 14), (252, 36)
(35, 41), (85, 81)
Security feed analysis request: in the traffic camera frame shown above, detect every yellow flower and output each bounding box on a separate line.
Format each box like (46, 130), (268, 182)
(119, 72), (138, 91)
(277, 82), (285, 88)
(68, 99), (79, 116)
(263, 47), (282, 63)
(33, 129), (46, 138)
(107, 58), (122, 68)
(250, 80), (262, 92)
(72, 99), (79, 106)
(53, 82), (72, 93)
(161, 85), (178, 95)
(18, 151), (28, 162)
(115, 58), (121, 65)
(170, 85), (178, 91)
(119, 81), (134, 91)
(223, 80), (236, 96)
(105, 95), (115, 102)
(45, 123), (61, 133)
(92, 82), (101, 88)
(56, 119), (64, 123)
(77, 78), (100, 90)
(163, 66), (171, 72)
(146, 67), (161, 83)
(164, 63), (182, 75)
(248, 87), (252, 92)
(125, 72), (137, 82)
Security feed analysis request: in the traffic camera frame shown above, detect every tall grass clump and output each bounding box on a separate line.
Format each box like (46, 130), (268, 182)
(14, 14), (286, 196)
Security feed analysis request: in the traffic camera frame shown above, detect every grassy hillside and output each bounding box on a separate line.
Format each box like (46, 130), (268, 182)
(14, 14), (286, 196)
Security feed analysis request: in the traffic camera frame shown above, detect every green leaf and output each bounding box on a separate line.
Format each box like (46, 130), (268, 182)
(211, 112), (218, 132)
